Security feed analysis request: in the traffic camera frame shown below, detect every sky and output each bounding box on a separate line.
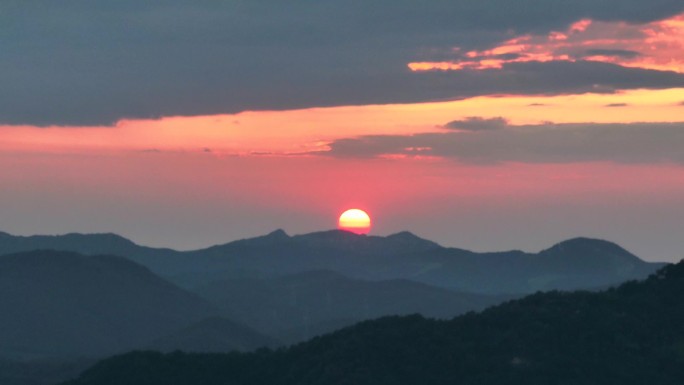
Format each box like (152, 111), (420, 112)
(1, 1), (684, 261)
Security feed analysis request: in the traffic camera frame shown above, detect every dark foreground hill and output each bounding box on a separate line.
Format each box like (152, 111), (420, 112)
(195, 270), (509, 343)
(0, 230), (665, 294)
(0, 250), (269, 360)
(63, 260), (684, 385)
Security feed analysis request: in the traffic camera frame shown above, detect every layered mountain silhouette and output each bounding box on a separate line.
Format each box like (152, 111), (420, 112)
(0, 250), (270, 360)
(195, 270), (509, 343)
(0, 232), (186, 276)
(62, 260), (684, 385)
(0, 230), (664, 294)
(0, 230), (673, 384)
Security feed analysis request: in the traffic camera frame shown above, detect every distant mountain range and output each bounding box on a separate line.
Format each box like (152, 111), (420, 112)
(62, 260), (684, 385)
(0, 229), (665, 294)
(0, 250), (271, 361)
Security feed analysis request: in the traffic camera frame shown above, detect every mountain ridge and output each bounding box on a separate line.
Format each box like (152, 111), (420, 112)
(0, 229), (653, 261)
(0, 230), (666, 293)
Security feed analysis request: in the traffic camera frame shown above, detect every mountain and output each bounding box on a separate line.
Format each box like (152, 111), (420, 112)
(171, 229), (444, 287)
(0, 230), (665, 293)
(405, 237), (663, 293)
(139, 232), (668, 293)
(0, 232), (187, 276)
(62, 260), (684, 385)
(194, 270), (509, 343)
(0, 250), (219, 360)
(146, 317), (279, 353)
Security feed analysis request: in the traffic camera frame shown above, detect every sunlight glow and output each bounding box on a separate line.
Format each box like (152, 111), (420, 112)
(2, 89), (684, 158)
(338, 209), (372, 234)
(408, 13), (684, 73)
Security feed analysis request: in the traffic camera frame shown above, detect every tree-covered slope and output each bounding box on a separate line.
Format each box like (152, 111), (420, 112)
(63, 259), (684, 385)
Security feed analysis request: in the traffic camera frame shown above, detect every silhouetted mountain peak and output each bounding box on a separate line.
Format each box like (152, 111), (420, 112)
(264, 229), (290, 240)
(0, 231), (143, 256)
(62, 232), (137, 246)
(208, 229), (292, 251)
(0, 249), (147, 276)
(386, 231), (441, 249)
(544, 237), (636, 258)
(536, 237), (648, 278)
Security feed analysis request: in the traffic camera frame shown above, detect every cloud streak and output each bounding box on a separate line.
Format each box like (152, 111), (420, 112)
(323, 121), (684, 164)
(444, 117), (508, 131)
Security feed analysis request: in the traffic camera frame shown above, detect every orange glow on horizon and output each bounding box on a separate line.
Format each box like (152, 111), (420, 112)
(2, 89), (684, 158)
(338, 209), (372, 234)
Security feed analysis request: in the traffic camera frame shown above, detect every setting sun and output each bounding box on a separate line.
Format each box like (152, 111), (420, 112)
(338, 209), (372, 234)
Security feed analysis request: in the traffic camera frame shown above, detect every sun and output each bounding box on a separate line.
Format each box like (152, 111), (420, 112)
(338, 209), (371, 234)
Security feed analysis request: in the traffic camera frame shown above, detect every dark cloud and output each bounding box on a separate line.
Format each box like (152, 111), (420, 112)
(445, 117), (508, 131)
(582, 49), (643, 59)
(605, 103), (629, 107)
(1, 1), (684, 126)
(323, 121), (684, 164)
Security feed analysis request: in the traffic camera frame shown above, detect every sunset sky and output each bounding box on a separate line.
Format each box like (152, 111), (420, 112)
(2, 1), (684, 261)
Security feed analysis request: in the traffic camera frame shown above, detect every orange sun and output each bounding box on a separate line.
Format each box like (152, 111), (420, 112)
(338, 208), (372, 234)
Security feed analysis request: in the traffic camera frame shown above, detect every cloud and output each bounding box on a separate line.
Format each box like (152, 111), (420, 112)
(605, 103), (629, 107)
(1, 1), (684, 126)
(323, 120), (684, 164)
(445, 117), (508, 131)
(582, 49), (642, 59)
(409, 14), (684, 73)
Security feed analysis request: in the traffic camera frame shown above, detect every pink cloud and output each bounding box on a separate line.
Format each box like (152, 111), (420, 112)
(409, 13), (684, 73)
